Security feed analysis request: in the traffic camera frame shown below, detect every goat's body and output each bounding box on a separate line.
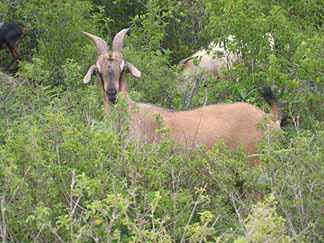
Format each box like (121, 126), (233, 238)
(0, 22), (23, 66)
(180, 34), (275, 79)
(81, 29), (281, 163)
(128, 99), (279, 154)
(0, 23), (23, 47)
(180, 39), (239, 78)
(182, 53), (234, 77)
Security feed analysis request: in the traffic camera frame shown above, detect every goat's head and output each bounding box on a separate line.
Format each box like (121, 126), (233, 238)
(82, 28), (141, 104)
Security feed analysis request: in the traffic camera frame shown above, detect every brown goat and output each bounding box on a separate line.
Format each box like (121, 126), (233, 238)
(82, 29), (281, 160)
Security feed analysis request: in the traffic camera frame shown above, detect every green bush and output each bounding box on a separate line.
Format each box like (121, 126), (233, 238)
(15, 0), (105, 84)
(0, 0), (323, 242)
(233, 195), (293, 243)
(203, 0), (324, 130)
(1, 75), (323, 241)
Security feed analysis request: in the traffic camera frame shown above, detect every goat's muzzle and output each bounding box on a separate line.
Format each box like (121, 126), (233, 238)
(106, 89), (117, 103)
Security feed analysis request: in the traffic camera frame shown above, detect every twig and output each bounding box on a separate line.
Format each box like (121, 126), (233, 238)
(198, 216), (220, 243)
(278, 199), (297, 238)
(180, 200), (199, 243)
(69, 196), (81, 218)
(228, 191), (245, 229)
(1, 197), (7, 243)
(70, 170), (76, 240)
(105, 209), (118, 243)
(180, 184), (208, 243)
(34, 223), (46, 242)
(184, 76), (202, 109)
(203, 82), (208, 106)
(51, 228), (65, 243)
(56, 143), (61, 165)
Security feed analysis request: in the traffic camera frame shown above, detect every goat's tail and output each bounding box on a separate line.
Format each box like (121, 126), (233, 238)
(260, 87), (282, 126)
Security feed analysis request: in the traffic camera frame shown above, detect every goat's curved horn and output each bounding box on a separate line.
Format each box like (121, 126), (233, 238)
(82, 31), (108, 55)
(112, 28), (130, 52)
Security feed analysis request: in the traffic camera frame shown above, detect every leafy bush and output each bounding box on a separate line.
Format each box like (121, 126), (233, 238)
(1, 74), (323, 241)
(234, 195), (293, 243)
(0, 0), (323, 242)
(203, 0), (324, 129)
(15, 0), (105, 84)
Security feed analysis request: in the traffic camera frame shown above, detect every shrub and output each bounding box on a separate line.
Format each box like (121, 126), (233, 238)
(15, 0), (105, 84)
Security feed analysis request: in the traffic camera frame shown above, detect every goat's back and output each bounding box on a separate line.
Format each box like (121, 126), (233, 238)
(181, 41), (239, 77)
(0, 23), (23, 47)
(133, 102), (279, 154)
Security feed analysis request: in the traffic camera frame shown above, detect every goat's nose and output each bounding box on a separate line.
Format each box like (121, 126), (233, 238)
(106, 89), (117, 97)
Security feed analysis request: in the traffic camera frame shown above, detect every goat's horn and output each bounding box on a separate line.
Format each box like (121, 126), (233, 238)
(112, 28), (130, 52)
(82, 31), (108, 55)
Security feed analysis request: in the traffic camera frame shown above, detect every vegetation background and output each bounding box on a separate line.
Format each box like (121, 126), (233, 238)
(0, 0), (323, 242)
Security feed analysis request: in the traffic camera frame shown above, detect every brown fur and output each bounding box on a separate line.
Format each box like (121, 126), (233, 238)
(127, 99), (279, 153)
(83, 29), (281, 159)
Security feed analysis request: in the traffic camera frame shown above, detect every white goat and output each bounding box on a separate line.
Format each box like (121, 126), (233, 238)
(179, 36), (240, 79)
(179, 33), (275, 78)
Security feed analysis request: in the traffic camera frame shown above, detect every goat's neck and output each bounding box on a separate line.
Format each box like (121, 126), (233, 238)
(103, 91), (136, 115)
(103, 97), (111, 114)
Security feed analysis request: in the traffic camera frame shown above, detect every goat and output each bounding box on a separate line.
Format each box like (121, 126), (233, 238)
(179, 33), (275, 79)
(179, 36), (240, 79)
(179, 34), (276, 108)
(179, 37), (240, 108)
(0, 22), (24, 68)
(82, 29), (281, 161)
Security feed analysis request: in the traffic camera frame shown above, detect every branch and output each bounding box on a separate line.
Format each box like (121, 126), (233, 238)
(1, 197), (7, 243)
(184, 76), (203, 109)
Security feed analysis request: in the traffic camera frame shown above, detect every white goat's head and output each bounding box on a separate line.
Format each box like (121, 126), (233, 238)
(82, 28), (141, 103)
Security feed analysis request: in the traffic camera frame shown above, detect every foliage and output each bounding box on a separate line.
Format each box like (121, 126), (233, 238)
(13, 0), (105, 84)
(122, 0), (183, 107)
(259, 124), (324, 242)
(202, 0), (324, 129)
(234, 195), (293, 243)
(1, 77), (323, 241)
(0, 0), (323, 242)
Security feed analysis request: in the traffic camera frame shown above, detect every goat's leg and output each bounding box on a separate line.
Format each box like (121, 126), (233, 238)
(9, 46), (20, 61)
(12, 47), (21, 61)
(7, 46), (20, 70)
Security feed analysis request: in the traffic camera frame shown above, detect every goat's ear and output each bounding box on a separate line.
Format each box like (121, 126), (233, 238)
(83, 64), (97, 84)
(120, 59), (125, 71)
(179, 56), (193, 65)
(126, 62), (141, 78)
